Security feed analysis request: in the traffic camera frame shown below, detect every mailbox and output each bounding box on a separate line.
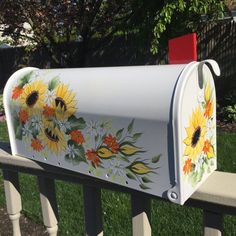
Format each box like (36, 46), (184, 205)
(3, 60), (220, 204)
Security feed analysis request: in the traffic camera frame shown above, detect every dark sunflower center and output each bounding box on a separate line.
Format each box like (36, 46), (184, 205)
(55, 97), (67, 111)
(191, 126), (201, 147)
(44, 128), (59, 142)
(26, 91), (39, 107)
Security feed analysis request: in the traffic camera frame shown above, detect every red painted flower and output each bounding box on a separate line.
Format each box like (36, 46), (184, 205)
(12, 86), (24, 100)
(31, 138), (44, 152)
(103, 134), (119, 153)
(86, 149), (101, 167)
(43, 105), (55, 118)
(19, 109), (29, 123)
(70, 130), (85, 144)
(183, 159), (193, 175)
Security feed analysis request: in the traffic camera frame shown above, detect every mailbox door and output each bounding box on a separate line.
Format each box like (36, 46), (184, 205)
(171, 61), (219, 204)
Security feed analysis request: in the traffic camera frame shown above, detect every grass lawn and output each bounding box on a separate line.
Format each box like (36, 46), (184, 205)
(0, 121), (236, 235)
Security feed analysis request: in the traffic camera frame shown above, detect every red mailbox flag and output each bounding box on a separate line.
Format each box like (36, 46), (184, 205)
(168, 33), (197, 64)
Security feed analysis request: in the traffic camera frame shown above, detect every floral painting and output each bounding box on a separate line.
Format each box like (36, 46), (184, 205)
(183, 81), (216, 186)
(10, 71), (161, 190)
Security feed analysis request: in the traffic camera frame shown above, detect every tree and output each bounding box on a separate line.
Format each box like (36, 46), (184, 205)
(0, 0), (225, 67)
(0, 0), (135, 66)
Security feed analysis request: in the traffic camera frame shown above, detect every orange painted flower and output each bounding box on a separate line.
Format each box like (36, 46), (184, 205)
(31, 138), (44, 152)
(12, 86), (24, 100)
(86, 149), (101, 167)
(70, 130), (85, 144)
(203, 140), (214, 159)
(183, 159), (193, 175)
(103, 134), (119, 153)
(43, 105), (55, 118)
(204, 100), (213, 118)
(19, 109), (29, 123)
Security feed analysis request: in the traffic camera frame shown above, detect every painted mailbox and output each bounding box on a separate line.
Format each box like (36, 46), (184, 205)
(3, 60), (220, 204)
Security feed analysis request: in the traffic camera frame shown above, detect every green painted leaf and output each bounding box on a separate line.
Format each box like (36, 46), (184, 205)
(95, 134), (99, 142)
(116, 128), (124, 140)
(67, 139), (79, 147)
(13, 116), (20, 131)
(117, 155), (129, 163)
(126, 172), (136, 180)
(31, 129), (39, 138)
(152, 154), (161, 163)
(15, 124), (23, 140)
(141, 176), (153, 183)
(132, 133), (142, 141)
(65, 154), (71, 160)
(19, 71), (33, 87)
(139, 183), (150, 190)
(77, 145), (85, 158)
(48, 76), (60, 91)
(68, 116), (86, 130)
(127, 119), (134, 134)
(13, 117), (23, 140)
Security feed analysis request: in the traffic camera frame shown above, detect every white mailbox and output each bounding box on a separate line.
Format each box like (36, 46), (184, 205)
(3, 60), (220, 204)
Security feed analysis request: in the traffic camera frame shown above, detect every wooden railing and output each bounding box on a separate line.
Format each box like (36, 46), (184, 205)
(0, 142), (236, 236)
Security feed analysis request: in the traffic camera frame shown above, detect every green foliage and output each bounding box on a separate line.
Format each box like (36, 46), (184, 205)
(219, 91), (236, 122)
(0, 0), (226, 65)
(222, 105), (236, 122)
(0, 94), (4, 114)
(151, 0), (225, 53)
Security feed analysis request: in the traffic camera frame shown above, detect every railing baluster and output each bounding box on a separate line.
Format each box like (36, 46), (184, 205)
(3, 170), (22, 236)
(203, 210), (223, 236)
(83, 185), (103, 236)
(131, 193), (151, 236)
(38, 176), (59, 236)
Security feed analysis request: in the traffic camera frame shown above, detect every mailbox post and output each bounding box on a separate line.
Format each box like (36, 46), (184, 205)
(3, 60), (220, 205)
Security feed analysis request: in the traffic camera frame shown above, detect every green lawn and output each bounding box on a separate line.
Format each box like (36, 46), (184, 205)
(0, 121), (236, 235)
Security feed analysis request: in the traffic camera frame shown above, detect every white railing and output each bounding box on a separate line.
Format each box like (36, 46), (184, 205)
(0, 142), (236, 236)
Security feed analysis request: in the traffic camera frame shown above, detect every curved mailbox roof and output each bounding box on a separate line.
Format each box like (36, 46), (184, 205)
(3, 60), (220, 204)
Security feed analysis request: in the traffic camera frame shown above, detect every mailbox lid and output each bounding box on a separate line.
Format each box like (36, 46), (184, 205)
(170, 60), (220, 204)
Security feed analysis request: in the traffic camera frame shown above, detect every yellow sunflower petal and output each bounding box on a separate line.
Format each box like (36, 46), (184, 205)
(183, 106), (207, 161)
(54, 83), (77, 120)
(184, 146), (192, 156)
(185, 127), (194, 137)
(19, 80), (47, 116)
(183, 137), (191, 146)
(205, 82), (212, 102)
(207, 146), (215, 159)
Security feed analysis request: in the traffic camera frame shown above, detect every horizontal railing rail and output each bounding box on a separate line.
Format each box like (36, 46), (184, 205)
(0, 142), (236, 236)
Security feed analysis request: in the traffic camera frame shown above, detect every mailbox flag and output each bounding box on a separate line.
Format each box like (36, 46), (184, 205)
(168, 33), (197, 64)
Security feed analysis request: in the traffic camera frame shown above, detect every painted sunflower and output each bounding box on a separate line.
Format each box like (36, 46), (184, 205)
(53, 83), (77, 120)
(39, 120), (67, 154)
(183, 107), (207, 161)
(20, 80), (47, 115)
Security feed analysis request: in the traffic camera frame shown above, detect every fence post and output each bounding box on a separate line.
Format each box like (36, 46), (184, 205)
(3, 170), (22, 236)
(203, 210), (223, 236)
(83, 185), (103, 236)
(38, 176), (59, 236)
(131, 193), (151, 236)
